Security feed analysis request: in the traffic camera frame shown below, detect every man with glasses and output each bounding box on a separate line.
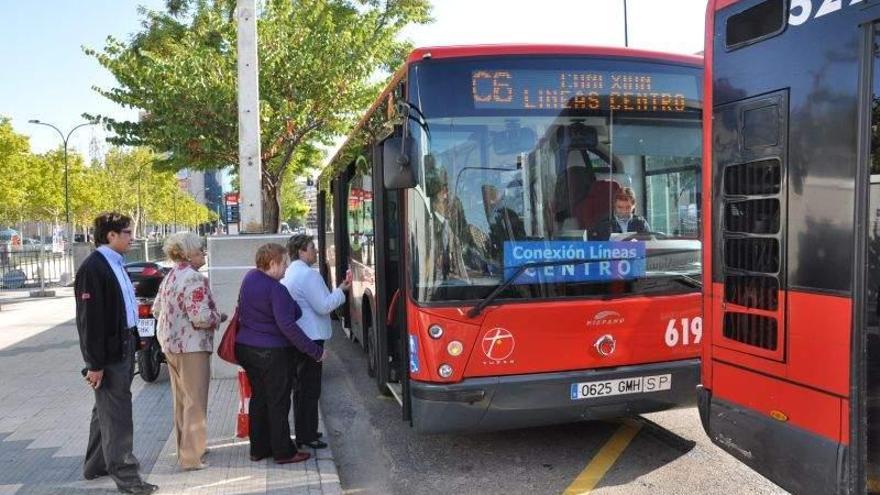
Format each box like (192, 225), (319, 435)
(75, 212), (158, 494)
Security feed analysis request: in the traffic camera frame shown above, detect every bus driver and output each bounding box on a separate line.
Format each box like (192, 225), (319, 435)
(589, 187), (650, 240)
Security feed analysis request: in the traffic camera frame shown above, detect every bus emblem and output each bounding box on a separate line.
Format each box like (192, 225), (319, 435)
(481, 328), (515, 361)
(594, 334), (617, 357)
(587, 310), (625, 326)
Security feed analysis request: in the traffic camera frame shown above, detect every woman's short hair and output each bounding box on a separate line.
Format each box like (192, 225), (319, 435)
(163, 232), (204, 262)
(93, 212), (132, 247)
(255, 243), (287, 270)
(287, 234), (314, 258)
(614, 187), (637, 205)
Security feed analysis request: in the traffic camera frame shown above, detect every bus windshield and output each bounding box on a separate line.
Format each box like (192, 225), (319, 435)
(406, 56), (702, 303)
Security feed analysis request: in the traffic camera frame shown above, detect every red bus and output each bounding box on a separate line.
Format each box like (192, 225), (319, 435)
(318, 44), (704, 432)
(700, 1), (879, 493)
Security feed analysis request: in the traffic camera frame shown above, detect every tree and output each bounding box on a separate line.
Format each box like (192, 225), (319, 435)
(85, 0), (431, 232)
(279, 142), (321, 225)
(100, 147), (216, 236)
(0, 118), (33, 225)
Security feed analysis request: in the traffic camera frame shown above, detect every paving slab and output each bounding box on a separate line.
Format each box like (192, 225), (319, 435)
(0, 292), (341, 495)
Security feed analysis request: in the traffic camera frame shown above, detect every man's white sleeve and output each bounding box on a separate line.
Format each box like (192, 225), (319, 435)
(303, 271), (346, 315)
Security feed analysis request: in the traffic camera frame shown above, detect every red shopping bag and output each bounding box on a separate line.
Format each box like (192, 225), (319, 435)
(236, 368), (251, 438)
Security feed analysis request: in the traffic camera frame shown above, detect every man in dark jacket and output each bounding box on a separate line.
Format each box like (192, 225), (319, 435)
(589, 187), (651, 241)
(76, 213), (157, 494)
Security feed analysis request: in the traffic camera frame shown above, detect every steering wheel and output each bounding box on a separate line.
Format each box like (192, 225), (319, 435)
(629, 231), (670, 241)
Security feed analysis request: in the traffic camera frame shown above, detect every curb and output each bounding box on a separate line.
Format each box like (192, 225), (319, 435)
(315, 404), (343, 494)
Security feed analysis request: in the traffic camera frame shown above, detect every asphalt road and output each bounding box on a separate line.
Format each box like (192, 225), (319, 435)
(320, 326), (788, 495)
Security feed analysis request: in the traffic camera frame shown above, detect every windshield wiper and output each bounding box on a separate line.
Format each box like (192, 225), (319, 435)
(654, 272), (702, 289)
(466, 249), (702, 319)
(467, 258), (597, 318)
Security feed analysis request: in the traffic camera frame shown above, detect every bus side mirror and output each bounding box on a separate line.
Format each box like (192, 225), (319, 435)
(383, 137), (416, 190)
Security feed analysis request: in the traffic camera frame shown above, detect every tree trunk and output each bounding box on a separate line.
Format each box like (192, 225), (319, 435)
(262, 176), (281, 234)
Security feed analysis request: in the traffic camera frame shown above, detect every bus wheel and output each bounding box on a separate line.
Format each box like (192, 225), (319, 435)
(365, 319), (377, 378)
(365, 309), (391, 396)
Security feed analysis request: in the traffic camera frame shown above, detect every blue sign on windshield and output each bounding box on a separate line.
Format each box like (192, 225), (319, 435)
(503, 241), (646, 284)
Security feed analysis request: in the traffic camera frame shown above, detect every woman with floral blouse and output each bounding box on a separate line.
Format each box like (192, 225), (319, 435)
(152, 233), (226, 471)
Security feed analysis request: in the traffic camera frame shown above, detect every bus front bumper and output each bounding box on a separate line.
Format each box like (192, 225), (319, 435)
(410, 358), (699, 433)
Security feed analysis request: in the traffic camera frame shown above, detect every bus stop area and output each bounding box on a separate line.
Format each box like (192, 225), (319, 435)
(0, 289), (341, 495)
(0, 289), (784, 495)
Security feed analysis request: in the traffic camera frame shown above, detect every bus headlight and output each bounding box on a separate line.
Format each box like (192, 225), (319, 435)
(447, 340), (463, 357)
(428, 324), (444, 339)
(438, 364), (453, 378)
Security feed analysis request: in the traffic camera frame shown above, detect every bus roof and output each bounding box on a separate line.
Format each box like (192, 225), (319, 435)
(406, 44), (702, 67)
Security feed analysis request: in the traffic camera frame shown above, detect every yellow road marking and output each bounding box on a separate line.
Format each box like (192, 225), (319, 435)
(562, 419), (643, 495)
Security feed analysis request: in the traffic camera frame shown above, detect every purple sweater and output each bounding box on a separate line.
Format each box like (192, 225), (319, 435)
(235, 269), (323, 361)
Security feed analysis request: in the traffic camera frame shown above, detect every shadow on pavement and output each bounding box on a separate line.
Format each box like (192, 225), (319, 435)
(0, 319), (173, 494)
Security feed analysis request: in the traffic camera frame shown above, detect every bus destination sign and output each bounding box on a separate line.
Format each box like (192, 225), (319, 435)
(471, 69), (696, 113)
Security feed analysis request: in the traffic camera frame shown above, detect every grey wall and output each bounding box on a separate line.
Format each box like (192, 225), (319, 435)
(207, 234), (291, 377)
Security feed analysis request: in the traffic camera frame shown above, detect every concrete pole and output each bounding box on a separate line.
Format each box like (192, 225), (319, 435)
(236, 0), (264, 233)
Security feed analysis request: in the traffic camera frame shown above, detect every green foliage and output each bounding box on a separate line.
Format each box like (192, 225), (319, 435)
(0, 131), (214, 232)
(84, 0), (431, 231)
(100, 147), (215, 235)
(0, 118), (32, 224)
(279, 140), (322, 223)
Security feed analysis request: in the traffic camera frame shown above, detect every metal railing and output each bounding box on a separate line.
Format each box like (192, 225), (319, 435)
(0, 245), (70, 290)
(0, 239), (170, 293)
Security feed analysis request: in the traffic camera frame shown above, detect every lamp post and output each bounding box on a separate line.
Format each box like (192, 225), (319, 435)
(27, 119), (94, 242)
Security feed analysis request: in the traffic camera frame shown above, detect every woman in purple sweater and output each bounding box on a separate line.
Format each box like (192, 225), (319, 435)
(234, 243), (325, 464)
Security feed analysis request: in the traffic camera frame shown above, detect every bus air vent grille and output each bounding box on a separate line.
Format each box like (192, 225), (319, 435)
(724, 275), (778, 310)
(723, 159), (781, 196)
(723, 312), (778, 351)
(724, 238), (779, 273)
(724, 199), (780, 234)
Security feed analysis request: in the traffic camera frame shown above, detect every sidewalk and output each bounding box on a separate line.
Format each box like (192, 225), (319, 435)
(0, 292), (341, 495)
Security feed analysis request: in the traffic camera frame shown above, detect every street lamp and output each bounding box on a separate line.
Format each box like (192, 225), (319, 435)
(27, 119), (94, 241)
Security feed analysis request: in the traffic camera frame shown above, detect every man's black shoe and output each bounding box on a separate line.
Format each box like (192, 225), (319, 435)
(296, 439), (328, 449)
(84, 470), (109, 480)
(118, 482), (158, 494)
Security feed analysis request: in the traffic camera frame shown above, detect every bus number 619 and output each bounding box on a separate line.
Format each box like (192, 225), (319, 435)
(665, 317), (703, 347)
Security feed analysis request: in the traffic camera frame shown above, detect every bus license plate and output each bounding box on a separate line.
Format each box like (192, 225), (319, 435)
(570, 374), (672, 400)
(137, 319), (156, 338)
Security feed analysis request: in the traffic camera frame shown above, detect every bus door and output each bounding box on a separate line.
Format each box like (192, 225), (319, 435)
(317, 189), (332, 289)
(372, 135), (409, 414)
(332, 170), (353, 329)
(701, 1), (875, 493)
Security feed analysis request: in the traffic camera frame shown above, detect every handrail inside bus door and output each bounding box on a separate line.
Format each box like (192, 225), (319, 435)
(387, 288), (400, 327)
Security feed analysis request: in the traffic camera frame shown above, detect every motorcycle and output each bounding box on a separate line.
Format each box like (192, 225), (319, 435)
(135, 297), (164, 382)
(126, 262), (168, 383)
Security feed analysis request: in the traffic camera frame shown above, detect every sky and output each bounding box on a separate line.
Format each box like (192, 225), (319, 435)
(0, 0), (708, 162)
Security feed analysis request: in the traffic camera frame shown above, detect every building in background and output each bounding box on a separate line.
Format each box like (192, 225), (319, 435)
(176, 169), (224, 234)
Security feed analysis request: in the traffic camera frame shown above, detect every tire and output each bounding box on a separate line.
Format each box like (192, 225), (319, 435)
(138, 339), (162, 383)
(365, 321), (377, 378)
(365, 308), (391, 396)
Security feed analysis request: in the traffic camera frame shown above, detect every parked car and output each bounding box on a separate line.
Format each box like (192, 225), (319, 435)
(125, 261), (170, 383)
